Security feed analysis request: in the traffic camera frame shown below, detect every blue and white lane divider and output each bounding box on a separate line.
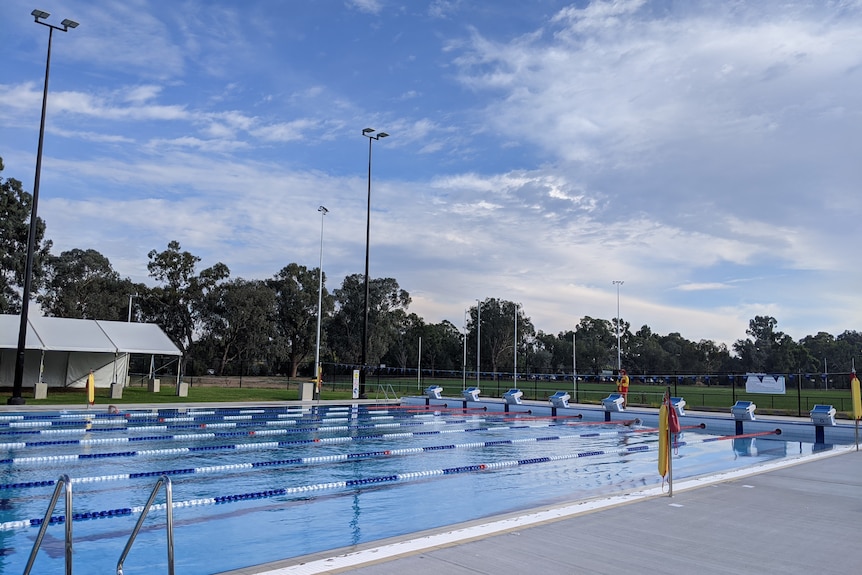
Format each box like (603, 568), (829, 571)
(0, 419), (630, 466)
(0, 417), (487, 453)
(0, 406), (411, 430)
(0, 413), (409, 437)
(2, 430), (639, 490)
(0, 441), (665, 531)
(0, 410), (474, 438)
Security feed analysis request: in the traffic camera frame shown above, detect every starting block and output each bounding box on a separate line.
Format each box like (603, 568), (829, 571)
(810, 404), (836, 426)
(503, 389), (523, 405)
(731, 400), (756, 421)
(602, 393), (625, 412)
(462, 387), (481, 401)
(670, 396), (686, 416)
(424, 385), (443, 400)
(549, 391), (570, 408)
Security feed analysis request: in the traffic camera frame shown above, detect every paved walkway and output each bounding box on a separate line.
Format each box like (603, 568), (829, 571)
(226, 445), (861, 575)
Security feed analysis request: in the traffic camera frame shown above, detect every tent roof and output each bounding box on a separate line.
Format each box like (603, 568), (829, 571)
(97, 320), (182, 355)
(0, 315), (181, 356)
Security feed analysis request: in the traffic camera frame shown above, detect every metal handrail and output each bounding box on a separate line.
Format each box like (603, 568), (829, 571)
(24, 474), (73, 575)
(116, 475), (174, 575)
(376, 383), (398, 400)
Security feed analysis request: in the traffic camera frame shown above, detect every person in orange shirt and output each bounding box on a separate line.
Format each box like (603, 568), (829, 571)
(617, 369), (630, 407)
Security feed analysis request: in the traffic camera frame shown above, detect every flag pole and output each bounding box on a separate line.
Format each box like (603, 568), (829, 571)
(850, 367), (861, 451)
(667, 387), (673, 497)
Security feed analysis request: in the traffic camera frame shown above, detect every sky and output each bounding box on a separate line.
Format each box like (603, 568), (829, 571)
(1, 0), (861, 349)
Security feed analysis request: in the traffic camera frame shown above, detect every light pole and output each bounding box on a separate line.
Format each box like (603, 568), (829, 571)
(462, 309), (468, 390)
(573, 325), (578, 402)
(476, 299), (481, 387)
(513, 303), (518, 386)
(315, 206), (328, 393)
(613, 280), (624, 372)
(127, 293), (139, 322)
(9, 10), (79, 406)
(359, 128), (388, 398)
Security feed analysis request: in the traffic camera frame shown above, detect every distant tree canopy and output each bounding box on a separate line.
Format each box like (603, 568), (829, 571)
(2, 156), (860, 379)
(0, 157), (51, 314)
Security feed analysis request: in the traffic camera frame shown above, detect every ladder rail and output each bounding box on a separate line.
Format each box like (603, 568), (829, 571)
(24, 474), (73, 575)
(116, 475), (174, 575)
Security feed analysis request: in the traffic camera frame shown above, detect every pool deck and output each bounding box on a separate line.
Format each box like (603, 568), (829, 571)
(5, 399), (860, 574)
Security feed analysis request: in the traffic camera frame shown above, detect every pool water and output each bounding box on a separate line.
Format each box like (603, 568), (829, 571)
(0, 405), (818, 574)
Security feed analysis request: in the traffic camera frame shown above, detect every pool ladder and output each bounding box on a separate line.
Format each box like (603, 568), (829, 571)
(376, 382), (399, 400)
(117, 475), (175, 575)
(23, 474), (175, 575)
(23, 474), (73, 575)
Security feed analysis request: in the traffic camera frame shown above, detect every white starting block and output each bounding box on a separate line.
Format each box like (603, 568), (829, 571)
(503, 389), (523, 405)
(731, 400), (756, 421)
(602, 393), (625, 412)
(424, 385), (443, 400)
(810, 404), (836, 426)
(462, 387), (481, 401)
(670, 396), (686, 416)
(549, 391), (570, 408)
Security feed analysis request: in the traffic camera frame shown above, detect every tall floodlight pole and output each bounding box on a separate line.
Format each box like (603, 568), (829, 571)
(613, 280), (624, 371)
(359, 128), (388, 398)
(513, 304), (518, 386)
(9, 10), (79, 406)
(127, 293), (138, 322)
(315, 206), (329, 390)
(573, 325), (577, 402)
(462, 309), (468, 390)
(476, 299), (481, 386)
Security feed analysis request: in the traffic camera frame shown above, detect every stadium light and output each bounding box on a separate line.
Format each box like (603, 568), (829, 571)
(9, 10), (79, 405)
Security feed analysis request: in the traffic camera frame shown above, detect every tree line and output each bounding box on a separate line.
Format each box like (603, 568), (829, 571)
(3, 158), (860, 381)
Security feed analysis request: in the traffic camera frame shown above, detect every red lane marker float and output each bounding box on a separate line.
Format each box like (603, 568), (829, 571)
(404, 407), (489, 413)
(632, 423), (706, 433)
(498, 414), (584, 422)
(502, 417), (638, 426)
(706, 429), (782, 441)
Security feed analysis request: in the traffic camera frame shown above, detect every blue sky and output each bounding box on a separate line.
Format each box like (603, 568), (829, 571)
(2, 0), (861, 347)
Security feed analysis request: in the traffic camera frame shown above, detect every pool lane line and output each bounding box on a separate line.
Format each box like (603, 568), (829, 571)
(0, 417), (642, 465)
(0, 404), (393, 426)
(0, 416), (489, 452)
(0, 408), (631, 454)
(0, 441), (662, 531)
(0, 415), (397, 437)
(0, 428), (782, 531)
(630, 423), (707, 433)
(0, 408), (467, 436)
(3, 429), (645, 490)
(0, 421), (637, 474)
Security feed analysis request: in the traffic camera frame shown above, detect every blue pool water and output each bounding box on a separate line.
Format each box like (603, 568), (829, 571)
(0, 404), (821, 574)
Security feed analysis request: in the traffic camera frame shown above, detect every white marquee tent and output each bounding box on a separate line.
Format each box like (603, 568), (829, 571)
(0, 315), (182, 389)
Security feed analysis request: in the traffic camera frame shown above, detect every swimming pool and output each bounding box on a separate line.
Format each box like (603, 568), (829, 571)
(0, 403), (828, 574)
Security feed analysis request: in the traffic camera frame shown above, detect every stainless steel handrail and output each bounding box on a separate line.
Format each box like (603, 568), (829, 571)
(24, 474), (73, 575)
(116, 475), (174, 575)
